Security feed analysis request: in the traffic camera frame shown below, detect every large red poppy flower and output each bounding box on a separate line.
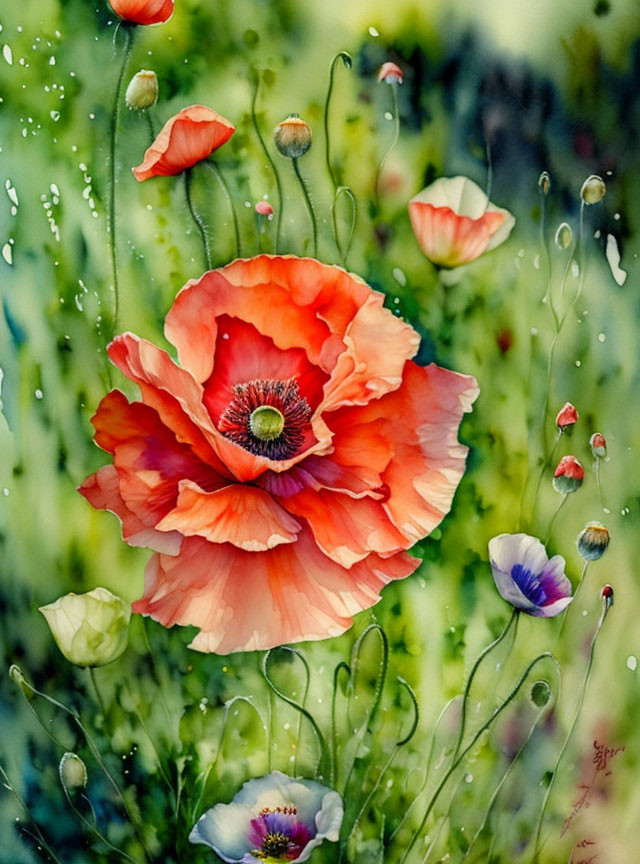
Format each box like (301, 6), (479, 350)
(79, 256), (478, 654)
(109, 0), (174, 26)
(133, 106), (235, 182)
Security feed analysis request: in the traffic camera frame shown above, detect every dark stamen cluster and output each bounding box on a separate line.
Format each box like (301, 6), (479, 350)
(219, 378), (312, 460)
(252, 832), (293, 859)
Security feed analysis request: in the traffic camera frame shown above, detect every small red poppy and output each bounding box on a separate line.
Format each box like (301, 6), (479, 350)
(109, 0), (174, 26)
(133, 105), (235, 182)
(555, 402), (578, 430)
(378, 62), (404, 85)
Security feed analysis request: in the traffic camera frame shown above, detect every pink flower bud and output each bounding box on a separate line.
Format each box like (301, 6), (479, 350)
(378, 62), (404, 85)
(255, 201), (274, 217)
(590, 432), (606, 459)
(556, 402), (578, 430)
(553, 455), (584, 494)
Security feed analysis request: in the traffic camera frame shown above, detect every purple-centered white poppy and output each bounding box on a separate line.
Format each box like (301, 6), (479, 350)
(189, 771), (343, 862)
(488, 533), (573, 618)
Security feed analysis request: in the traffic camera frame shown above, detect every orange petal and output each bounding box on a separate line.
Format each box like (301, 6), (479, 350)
(79, 465), (182, 555)
(133, 105), (234, 181)
(408, 203), (506, 268)
(109, 0), (174, 25)
(156, 481), (301, 551)
(132, 529), (418, 654)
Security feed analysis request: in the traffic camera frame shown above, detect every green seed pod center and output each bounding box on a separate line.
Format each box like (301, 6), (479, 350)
(250, 405), (285, 441)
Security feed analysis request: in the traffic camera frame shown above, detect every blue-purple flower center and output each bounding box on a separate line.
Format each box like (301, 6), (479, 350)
(249, 806), (313, 861)
(510, 564), (547, 606)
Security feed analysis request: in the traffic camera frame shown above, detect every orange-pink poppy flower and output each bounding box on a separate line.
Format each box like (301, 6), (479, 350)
(409, 176), (515, 269)
(133, 105), (235, 181)
(79, 256), (478, 654)
(109, 0), (174, 26)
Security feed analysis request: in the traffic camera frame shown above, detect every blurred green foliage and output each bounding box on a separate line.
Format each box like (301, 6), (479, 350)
(1, 0), (640, 861)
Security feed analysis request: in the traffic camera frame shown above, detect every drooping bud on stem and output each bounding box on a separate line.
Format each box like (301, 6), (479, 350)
(255, 201), (274, 218)
(538, 171), (551, 196)
(601, 583), (614, 609)
(378, 61), (404, 85)
(556, 402), (578, 431)
(555, 222), (573, 250)
(553, 455), (584, 494)
(590, 432), (607, 458)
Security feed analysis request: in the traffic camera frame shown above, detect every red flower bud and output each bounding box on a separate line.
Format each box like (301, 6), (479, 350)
(255, 201), (274, 217)
(378, 62), (404, 85)
(601, 584), (614, 608)
(553, 455), (584, 494)
(556, 402), (578, 430)
(590, 432), (606, 459)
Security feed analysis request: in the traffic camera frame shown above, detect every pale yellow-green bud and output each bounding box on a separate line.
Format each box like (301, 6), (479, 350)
(274, 115), (312, 158)
(9, 664), (34, 700)
(39, 587), (131, 667)
(125, 70), (158, 111)
(580, 174), (606, 205)
(555, 222), (572, 250)
(59, 753), (88, 790)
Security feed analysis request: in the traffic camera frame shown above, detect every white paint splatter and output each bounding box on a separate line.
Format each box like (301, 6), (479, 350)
(606, 234), (627, 286)
(627, 655), (637, 672)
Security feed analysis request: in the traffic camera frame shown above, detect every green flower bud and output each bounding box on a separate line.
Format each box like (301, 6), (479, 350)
(9, 664), (34, 700)
(125, 70), (158, 111)
(580, 175), (606, 205)
(531, 680), (551, 707)
(59, 753), (88, 790)
(555, 222), (572, 250)
(274, 114), (312, 158)
(577, 522), (610, 561)
(39, 587), (130, 667)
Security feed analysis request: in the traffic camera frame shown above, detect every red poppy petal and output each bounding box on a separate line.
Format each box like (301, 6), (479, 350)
(132, 529), (419, 654)
(110, 0), (174, 25)
(79, 466), (182, 555)
(408, 203), (506, 268)
(155, 481), (301, 550)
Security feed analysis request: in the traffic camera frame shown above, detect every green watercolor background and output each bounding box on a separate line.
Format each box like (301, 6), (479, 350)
(1, 0), (639, 861)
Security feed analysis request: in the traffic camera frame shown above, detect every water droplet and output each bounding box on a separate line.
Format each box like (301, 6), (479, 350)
(2, 45), (13, 66)
(368, 26), (380, 36)
(627, 656), (637, 672)
(2, 243), (12, 265)
(34, 389), (43, 400)
(598, 333), (606, 343)
(464, 773), (473, 783)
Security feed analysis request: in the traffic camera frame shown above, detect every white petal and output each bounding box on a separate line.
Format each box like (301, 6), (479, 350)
(488, 533), (548, 578)
(486, 204), (516, 250)
(189, 802), (253, 861)
(410, 176), (489, 219)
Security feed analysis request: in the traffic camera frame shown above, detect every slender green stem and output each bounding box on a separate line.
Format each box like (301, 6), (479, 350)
(185, 167), (212, 270)
(324, 51), (351, 191)
(292, 157), (317, 257)
(530, 429), (562, 530)
(451, 610), (518, 765)
(62, 785), (137, 863)
(399, 652), (555, 864)
(251, 70), (283, 253)
(532, 600), (611, 861)
(557, 560), (589, 645)
(375, 83), (400, 207)
(539, 190), (552, 306)
(205, 159), (241, 258)
(333, 185), (357, 267)
(545, 493), (568, 544)
(330, 661), (351, 787)
(462, 705), (548, 862)
(0, 761), (64, 864)
(87, 666), (106, 718)
(108, 24), (134, 335)
(262, 649), (330, 780)
(144, 109), (156, 142)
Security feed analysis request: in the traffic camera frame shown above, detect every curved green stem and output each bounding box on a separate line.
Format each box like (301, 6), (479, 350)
(557, 560), (589, 644)
(324, 51), (351, 191)
(451, 609), (518, 765)
(530, 429), (562, 531)
(108, 24), (134, 335)
(206, 159), (241, 259)
(330, 661), (351, 787)
(544, 493), (568, 544)
(292, 157), (317, 257)
(251, 70), (283, 253)
(262, 649), (329, 780)
(374, 83), (400, 208)
(399, 652), (555, 864)
(62, 785), (137, 863)
(333, 185), (357, 267)
(0, 761), (64, 864)
(185, 167), (212, 270)
(532, 600), (611, 861)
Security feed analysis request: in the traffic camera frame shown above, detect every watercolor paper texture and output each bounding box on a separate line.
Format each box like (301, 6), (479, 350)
(0, 0), (638, 862)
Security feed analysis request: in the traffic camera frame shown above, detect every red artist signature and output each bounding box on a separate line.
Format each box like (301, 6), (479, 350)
(565, 739), (625, 862)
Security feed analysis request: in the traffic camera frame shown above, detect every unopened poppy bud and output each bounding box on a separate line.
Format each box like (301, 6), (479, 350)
(255, 201), (274, 217)
(601, 583), (614, 607)
(538, 171), (551, 196)
(59, 753), (87, 790)
(581, 175), (606, 205)
(9, 664), (34, 700)
(378, 61), (404, 85)
(553, 455), (584, 494)
(39, 587), (131, 667)
(577, 522), (610, 561)
(125, 70), (158, 111)
(530, 680), (551, 708)
(274, 115), (312, 159)
(590, 432), (606, 458)
(555, 222), (572, 250)
(556, 402), (578, 430)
